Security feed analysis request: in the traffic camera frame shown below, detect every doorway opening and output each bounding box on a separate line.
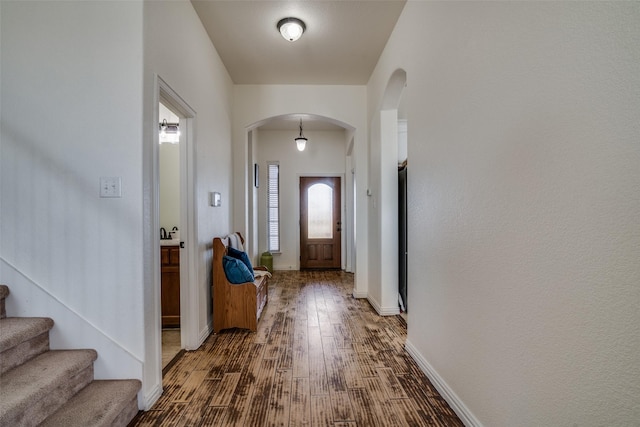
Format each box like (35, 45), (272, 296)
(374, 68), (406, 316)
(159, 101), (182, 370)
(154, 77), (198, 382)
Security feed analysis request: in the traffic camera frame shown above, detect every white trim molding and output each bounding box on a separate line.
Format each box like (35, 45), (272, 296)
(1, 258), (143, 364)
(142, 384), (163, 410)
(198, 322), (213, 349)
(352, 289), (368, 299)
(367, 295), (400, 316)
(405, 339), (483, 427)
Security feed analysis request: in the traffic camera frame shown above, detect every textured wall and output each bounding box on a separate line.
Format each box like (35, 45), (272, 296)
(1, 0), (145, 380)
(369, 2), (640, 425)
(0, 0), (236, 409)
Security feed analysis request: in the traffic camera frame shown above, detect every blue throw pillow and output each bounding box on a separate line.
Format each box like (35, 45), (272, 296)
(227, 246), (254, 272)
(222, 255), (254, 284)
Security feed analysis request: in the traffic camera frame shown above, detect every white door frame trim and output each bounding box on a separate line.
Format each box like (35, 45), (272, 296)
(144, 75), (199, 409)
(157, 77), (199, 352)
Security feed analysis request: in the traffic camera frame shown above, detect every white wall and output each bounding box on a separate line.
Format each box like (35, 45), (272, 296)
(1, 0), (145, 382)
(143, 0), (234, 407)
(233, 85), (368, 294)
(0, 0), (233, 410)
(368, 2), (640, 426)
(256, 129), (347, 270)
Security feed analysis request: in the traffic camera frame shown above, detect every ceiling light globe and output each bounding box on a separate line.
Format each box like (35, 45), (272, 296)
(278, 18), (305, 42)
(281, 23), (302, 41)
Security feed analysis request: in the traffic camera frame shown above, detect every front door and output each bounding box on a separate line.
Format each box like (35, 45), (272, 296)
(300, 177), (341, 269)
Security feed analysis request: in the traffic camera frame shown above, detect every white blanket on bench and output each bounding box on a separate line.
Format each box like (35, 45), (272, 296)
(226, 232), (244, 251)
(254, 270), (272, 279)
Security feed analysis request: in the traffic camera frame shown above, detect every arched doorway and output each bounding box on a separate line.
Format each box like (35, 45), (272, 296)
(244, 114), (356, 272)
(370, 68), (407, 315)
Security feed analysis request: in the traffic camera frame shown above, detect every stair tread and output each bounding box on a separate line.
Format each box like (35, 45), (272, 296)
(0, 349), (98, 423)
(40, 379), (141, 427)
(0, 317), (54, 352)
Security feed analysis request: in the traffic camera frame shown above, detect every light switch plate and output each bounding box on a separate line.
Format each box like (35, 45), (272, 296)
(210, 191), (221, 207)
(100, 177), (122, 198)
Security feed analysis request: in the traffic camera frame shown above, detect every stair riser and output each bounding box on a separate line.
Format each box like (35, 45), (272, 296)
(111, 397), (140, 427)
(7, 365), (94, 427)
(0, 332), (50, 375)
(39, 380), (142, 427)
(0, 284), (8, 319)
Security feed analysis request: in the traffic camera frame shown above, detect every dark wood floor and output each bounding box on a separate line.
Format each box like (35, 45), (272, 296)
(132, 270), (463, 426)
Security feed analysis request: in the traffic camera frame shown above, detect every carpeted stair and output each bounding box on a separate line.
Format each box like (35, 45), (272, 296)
(0, 284), (141, 427)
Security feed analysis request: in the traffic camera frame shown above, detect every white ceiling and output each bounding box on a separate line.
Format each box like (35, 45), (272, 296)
(190, 0), (406, 131)
(191, 0), (406, 85)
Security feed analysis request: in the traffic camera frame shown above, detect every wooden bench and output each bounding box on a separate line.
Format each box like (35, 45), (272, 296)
(212, 234), (268, 332)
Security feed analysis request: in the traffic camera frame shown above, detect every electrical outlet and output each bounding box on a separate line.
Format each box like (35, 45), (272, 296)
(100, 177), (122, 198)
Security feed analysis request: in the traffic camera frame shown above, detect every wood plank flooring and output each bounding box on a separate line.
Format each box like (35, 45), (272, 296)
(132, 271), (463, 426)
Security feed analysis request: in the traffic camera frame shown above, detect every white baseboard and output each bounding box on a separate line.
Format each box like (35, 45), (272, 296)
(142, 383), (163, 410)
(367, 295), (382, 313)
(200, 322), (212, 345)
(352, 289), (368, 298)
(367, 295), (400, 316)
(378, 305), (400, 315)
(1, 258), (143, 380)
(273, 265), (297, 271)
(404, 339), (482, 427)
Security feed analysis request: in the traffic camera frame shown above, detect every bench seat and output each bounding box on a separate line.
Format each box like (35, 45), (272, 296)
(212, 234), (268, 332)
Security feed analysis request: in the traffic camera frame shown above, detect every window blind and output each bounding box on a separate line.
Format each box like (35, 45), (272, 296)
(267, 162), (280, 252)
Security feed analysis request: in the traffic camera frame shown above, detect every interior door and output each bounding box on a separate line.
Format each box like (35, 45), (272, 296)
(300, 177), (341, 269)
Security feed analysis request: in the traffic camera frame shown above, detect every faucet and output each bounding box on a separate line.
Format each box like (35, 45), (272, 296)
(160, 227), (168, 240)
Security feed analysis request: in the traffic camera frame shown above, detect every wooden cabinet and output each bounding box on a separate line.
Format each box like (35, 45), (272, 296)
(161, 246), (180, 328)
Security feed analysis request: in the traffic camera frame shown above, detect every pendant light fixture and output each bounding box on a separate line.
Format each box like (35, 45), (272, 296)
(295, 119), (307, 151)
(277, 17), (306, 42)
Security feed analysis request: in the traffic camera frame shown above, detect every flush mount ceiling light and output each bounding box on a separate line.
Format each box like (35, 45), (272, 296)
(159, 118), (180, 144)
(295, 119), (308, 151)
(277, 17), (306, 42)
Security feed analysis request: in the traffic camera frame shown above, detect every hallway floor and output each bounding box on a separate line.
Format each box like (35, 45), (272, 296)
(162, 329), (181, 369)
(132, 270), (462, 426)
